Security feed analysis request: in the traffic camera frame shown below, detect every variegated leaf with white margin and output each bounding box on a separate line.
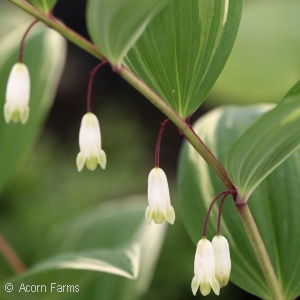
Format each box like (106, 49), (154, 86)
(226, 82), (300, 202)
(0, 196), (166, 300)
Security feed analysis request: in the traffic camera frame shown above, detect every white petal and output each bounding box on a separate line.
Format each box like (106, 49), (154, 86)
(148, 167), (171, 208)
(147, 167), (174, 225)
(77, 113), (106, 171)
(192, 238), (220, 296)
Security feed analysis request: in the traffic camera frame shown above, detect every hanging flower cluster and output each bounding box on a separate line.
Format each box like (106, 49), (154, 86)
(4, 19), (38, 125)
(76, 61), (108, 172)
(191, 190), (236, 296)
(146, 167), (175, 225)
(191, 236), (231, 296)
(145, 119), (175, 225)
(4, 20), (107, 172)
(4, 62), (30, 124)
(76, 112), (106, 171)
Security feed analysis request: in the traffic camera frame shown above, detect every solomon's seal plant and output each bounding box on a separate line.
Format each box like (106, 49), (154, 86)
(0, 0), (299, 299)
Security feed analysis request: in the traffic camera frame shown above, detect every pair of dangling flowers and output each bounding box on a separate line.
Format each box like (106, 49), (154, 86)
(192, 235), (231, 296)
(191, 190), (236, 296)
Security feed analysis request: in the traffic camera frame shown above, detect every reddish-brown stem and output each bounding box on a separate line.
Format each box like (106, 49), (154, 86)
(0, 232), (26, 274)
(202, 190), (236, 237)
(217, 192), (235, 235)
(86, 61), (108, 112)
(18, 19), (39, 62)
(155, 119), (170, 167)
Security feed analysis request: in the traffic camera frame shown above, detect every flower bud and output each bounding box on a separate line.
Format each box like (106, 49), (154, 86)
(4, 62), (30, 124)
(212, 235), (231, 287)
(76, 112), (106, 171)
(191, 238), (220, 296)
(145, 167), (175, 225)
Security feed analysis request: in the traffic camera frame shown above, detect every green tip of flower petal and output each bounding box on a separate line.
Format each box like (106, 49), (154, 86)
(164, 205), (175, 225)
(191, 276), (199, 295)
(219, 276), (229, 288)
(200, 281), (212, 296)
(85, 156), (98, 171)
(20, 107), (29, 124)
(11, 110), (21, 123)
(211, 278), (220, 296)
(76, 152), (85, 172)
(152, 210), (165, 224)
(145, 206), (153, 225)
(98, 149), (107, 169)
(4, 104), (11, 124)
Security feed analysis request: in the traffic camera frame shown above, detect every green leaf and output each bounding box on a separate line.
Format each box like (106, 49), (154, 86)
(124, 0), (243, 118)
(0, 5), (66, 193)
(0, 197), (166, 300)
(178, 105), (300, 299)
(279, 80), (300, 105)
(226, 97), (300, 202)
(86, 0), (172, 68)
(27, 0), (58, 13)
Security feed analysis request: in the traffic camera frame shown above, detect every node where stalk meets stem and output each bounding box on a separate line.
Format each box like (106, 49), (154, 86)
(86, 61), (108, 113)
(18, 19), (39, 63)
(154, 119), (170, 167)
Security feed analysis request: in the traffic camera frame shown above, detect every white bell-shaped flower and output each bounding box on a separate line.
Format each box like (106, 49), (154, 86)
(191, 238), (220, 296)
(76, 112), (106, 171)
(4, 62), (30, 124)
(145, 167), (175, 225)
(212, 235), (231, 287)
